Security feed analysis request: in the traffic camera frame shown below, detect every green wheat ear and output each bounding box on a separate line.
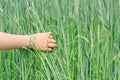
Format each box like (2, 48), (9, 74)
(74, 0), (79, 17)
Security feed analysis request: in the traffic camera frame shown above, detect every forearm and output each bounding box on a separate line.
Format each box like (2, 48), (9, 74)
(0, 32), (30, 50)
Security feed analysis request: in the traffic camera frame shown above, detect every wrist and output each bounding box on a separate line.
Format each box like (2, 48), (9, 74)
(28, 35), (38, 49)
(23, 35), (31, 48)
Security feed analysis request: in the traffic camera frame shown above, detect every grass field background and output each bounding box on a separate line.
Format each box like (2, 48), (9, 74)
(0, 0), (120, 80)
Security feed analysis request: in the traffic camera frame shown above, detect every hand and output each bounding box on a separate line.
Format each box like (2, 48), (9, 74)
(30, 32), (57, 51)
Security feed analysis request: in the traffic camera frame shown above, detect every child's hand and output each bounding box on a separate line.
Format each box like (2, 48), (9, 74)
(30, 32), (57, 51)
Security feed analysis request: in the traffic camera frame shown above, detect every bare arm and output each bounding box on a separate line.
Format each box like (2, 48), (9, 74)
(0, 32), (57, 51)
(0, 32), (30, 50)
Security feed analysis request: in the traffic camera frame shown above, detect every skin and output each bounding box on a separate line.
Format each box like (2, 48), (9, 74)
(0, 32), (57, 51)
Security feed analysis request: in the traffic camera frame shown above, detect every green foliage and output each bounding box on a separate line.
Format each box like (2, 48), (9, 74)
(0, 0), (120, 80)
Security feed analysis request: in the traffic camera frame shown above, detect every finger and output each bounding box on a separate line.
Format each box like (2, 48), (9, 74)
(47, 32), (51, 35)
(46, 48), (53, 51)
(48, 39), (56, 43)
(48, 43), (57, 48)
(48, 35), (53, 39)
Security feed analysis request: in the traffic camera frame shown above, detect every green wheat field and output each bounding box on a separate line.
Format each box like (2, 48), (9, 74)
(0, 0), (120, 80)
